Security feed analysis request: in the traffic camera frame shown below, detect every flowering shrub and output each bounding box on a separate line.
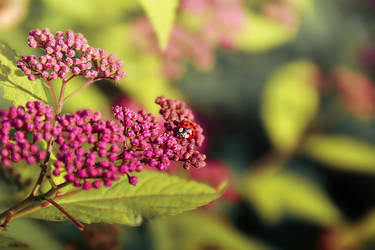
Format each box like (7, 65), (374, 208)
(3, 1), (375, 249)
(0, 29), (220, 232)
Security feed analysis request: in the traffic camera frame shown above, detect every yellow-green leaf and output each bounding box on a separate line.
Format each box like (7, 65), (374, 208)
(0, 41), (48, 106)
(261, 61), (319, 153)
(149, 212), (266, 250)
(39, 0), (139, 29)
(138, 0), (179, 50)
(288, 0), (315, 15)
(26, 170), (224, 226)
(303, 135), (375, 173)
(243, 166), (341, 225)
(1, 219), (62, 250)
(237, 10), (298, 52)
(0, 235), (30, 250)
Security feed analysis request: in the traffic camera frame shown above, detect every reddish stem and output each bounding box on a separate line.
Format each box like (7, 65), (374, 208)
(45, 198), (84, 231)
(47, 80), (58, 108)
(63, 78), (95, 104)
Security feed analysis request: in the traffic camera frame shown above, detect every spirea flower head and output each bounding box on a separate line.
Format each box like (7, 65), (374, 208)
(154, 96), (206, 169)
(0, 97), (206, 191)
(0, 101), (54, 166)
(16, 28), (126, 82)
(58, 96), (205, 189)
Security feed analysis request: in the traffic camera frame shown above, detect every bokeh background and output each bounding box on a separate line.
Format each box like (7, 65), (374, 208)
(1, 0), (375, 249)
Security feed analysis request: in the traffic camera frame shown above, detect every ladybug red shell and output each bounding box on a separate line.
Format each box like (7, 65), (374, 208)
(178, 121), (197, 139)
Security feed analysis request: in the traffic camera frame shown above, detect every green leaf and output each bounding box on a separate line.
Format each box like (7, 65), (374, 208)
(243, 166), (341, 225)
(237, 10), (298, 52)
(27, 170), (224, 226)
(261, 61), (319, 153)
(0, 235), (30, 250)
(303, 135), (375, 173)
(288, 0), (315, 15)
(1, 219), (62, 250)
(138, 0), (179, 50)
(39, 0), (139, 30)
(149, 212), (266, 250)
(0, 41), (48, 106)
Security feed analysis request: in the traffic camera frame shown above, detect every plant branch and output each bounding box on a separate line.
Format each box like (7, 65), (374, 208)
(63, 78), (95, 104)
(56, 81), (67, 115)
(63, 75), (76, 84)
(12, 188), (81, 221)
(45, 197), (84, 231)
(39, 77), (69, 187)
(0, 73), (102, 232)
(0, 182), (70, 232)
(0, 70), (81, 230)
(46, 80), (58, 108)
(31, 168), (47, 197)
(0, 196), (33, 231)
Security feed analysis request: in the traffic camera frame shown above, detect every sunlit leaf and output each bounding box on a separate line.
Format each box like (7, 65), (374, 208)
(237, 10), (297, 52)
(26, 170), (224, 226)
(243, 166), (341, 225)
(261, 61), (319, 153)
(149, 212), (266, 250)
(1, 219), (62, 250)
(138, 0), (179, 50)
(0, 41), (48, 106)
(39, 0), (139, 30)
(288, 0), (315, 14)
(303, 135), (375, 173)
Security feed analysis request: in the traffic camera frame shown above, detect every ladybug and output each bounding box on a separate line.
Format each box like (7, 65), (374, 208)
(178, 120), (197, 139)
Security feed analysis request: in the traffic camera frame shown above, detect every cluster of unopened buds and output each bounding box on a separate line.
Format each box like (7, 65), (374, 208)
(0, 97), (205, 190)
(16, 28), (126, 82)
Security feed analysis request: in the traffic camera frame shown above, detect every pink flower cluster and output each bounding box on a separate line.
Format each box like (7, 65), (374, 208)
(154, 96), (206, 169)
(180, 0), (246, 48)
(16, 28), (126, 82)
(261, 0), (298, 29)
(53, 109), (134, 189)
(332, 68), (375, 117)
(0, 97), (206, 190)
(0, 101), (54, 166)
